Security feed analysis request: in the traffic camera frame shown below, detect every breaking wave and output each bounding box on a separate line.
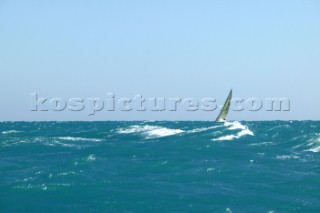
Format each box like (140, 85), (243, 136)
(304, 133), (320, 153)
(116, 121), (254, 141)
(212, 121), (254, 141)
(117, 125), (184, 138)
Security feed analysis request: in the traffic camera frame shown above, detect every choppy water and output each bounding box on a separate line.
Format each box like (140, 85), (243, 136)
(1, 121), (320, 213)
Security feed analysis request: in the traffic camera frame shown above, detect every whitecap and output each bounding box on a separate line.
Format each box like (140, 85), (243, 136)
(187, 126), (220, 133)
(304, 134), (320, 153)
(146, 127), (184, 138)
(57, 171), (76, 176)
(162, 160), (168, 165)
(86, 154), (96, 162)
(276, 155), (300, 160)
(14, 183), (71, 191)
(212, 128), (254, 141)
(226, 208), (233, 213)
(2, 130), (21, 134)
(14, 183), (48, 191)
(52, 141), (77, 148)
(307, 145), (320, 153)
(249, 142), (274, 147)
(224, 121), (247, 130)
(116, 125), (155, 134)
(21, 177), (36, 182)
(213, 134), (237, 141)
(206, 167), (216, 172)
(57, 137), (102, 142)
(212, 121), (254, 141)
(116, 125), (184, 138)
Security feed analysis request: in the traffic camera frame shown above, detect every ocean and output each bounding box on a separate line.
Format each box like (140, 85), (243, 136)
(0, 121), (319, 213)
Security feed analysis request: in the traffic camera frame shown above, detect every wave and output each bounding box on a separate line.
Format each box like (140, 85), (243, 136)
(186, 126), (220, 133)
(224, 121), (247, 130)
(276, 155), (300, 160)
(249, 142), (274, 147)
(57, 171), (76, 176)
(56, 137), (102, 142)
(305, 134), (320, 153)
(116, 125), (184, 138)
(14, 183), (72, 191)
(212, 121), (254, 141)
(0, 136), (102, 149)
(307, 146), (320, 153)
(86, 154), (96, 162)
(1, 130), (21, 134)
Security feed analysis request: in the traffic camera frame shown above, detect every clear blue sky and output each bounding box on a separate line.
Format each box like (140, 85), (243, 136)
(0, 0), (319, 121)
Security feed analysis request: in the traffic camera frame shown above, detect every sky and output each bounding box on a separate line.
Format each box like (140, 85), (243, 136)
(0, 0), (319, 121)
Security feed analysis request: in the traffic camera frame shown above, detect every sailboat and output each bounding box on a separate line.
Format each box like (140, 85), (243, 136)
(216, 89), (232, 122)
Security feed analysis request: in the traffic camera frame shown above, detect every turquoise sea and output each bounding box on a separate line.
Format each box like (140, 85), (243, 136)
(1, 121), (320, 212)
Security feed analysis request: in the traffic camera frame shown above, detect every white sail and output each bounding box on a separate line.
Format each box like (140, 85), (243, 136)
(216, 90), (232, 122)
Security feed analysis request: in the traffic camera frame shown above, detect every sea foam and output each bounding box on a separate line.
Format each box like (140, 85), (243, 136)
(117, 125), (184, 138)
(57, 137), (102, 142)
(212, 121), (254, 141)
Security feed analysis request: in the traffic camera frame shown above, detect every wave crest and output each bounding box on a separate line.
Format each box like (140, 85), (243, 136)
(305, 134), (320, 152)
(117, 125), (184, 138)
(212, 121), (254, 141)
(57, 137), (102, 142)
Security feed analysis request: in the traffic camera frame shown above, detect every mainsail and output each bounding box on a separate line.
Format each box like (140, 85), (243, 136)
(216, 89), (232, 121)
